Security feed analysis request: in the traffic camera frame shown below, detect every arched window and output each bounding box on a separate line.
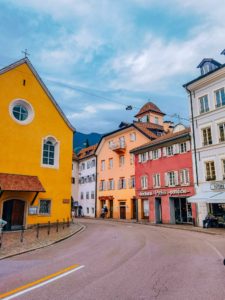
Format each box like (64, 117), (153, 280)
(42, 137), (59, 168)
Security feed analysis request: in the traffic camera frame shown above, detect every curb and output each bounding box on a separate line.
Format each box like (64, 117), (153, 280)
(0, 223), (86, 260)
(94, 217), (224, 236)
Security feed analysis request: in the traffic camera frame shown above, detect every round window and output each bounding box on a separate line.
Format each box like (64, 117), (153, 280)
(9, 99), (34, 125)
(12, 104), (28, 121)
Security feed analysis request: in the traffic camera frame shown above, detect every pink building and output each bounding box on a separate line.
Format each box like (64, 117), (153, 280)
(131, 125), (197, 224)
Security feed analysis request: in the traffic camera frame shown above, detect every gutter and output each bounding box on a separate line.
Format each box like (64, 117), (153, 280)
(185, 87), (199, 186)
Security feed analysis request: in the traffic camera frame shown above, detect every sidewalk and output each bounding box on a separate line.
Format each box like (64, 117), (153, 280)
(98, 217), (225, 236)
(0, 222), (84, 260)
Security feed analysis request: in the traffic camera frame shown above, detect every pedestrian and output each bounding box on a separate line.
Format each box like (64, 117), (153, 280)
(203, 213), (217, 228)
(103, 205), (108, 216)
(71, 209), (75, 223)
(101, 207), (105, 218)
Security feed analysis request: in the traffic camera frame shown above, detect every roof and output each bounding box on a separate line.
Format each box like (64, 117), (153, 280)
(133, 122), (161, 139)
(77, 144), (97, 160)
(131, 128), (190, 153)
(183, 62), (225, 88)
(197, 58), (221, 68)
(0, 173), (45, 192)
(72, 152), (79, 161)
(135, 102), (165, 118)
(0, 58), (75, 132)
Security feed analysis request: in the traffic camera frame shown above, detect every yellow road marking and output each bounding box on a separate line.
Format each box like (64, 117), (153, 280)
(0, 264), (80, 299)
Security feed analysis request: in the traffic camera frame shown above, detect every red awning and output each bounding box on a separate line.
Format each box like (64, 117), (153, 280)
(0, 173), (45, 192)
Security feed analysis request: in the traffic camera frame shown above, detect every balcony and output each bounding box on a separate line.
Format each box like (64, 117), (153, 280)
(110, 142), (126, 154)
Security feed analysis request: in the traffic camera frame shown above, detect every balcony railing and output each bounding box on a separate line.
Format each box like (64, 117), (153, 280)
(110, 142), (126, 153)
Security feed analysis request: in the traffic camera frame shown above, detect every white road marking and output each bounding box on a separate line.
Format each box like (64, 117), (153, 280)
(2, 265), (85, 300)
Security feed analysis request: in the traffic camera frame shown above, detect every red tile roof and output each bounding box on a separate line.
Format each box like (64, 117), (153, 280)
(0, 173), (45, 192)
(133, 122), (162, 139)
(77, 144), (97, 160)
(135, 102), (165, 118)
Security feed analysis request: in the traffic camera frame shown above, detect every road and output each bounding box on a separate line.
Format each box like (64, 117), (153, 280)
(0, 219), (225, 300)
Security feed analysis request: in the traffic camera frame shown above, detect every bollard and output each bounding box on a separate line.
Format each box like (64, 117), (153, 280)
(67, 217), (70, 227)
(20, 226), (24, 243)
(36, 223), (39, 239)
(63, 218), (65, 230)
(56, 220), (59, 232)
(48, 221), (50, 235)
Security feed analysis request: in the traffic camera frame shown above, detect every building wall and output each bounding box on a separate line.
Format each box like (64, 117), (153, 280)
(0, 62), (73, 226)
(188, 70), (225, 225)
(72, 159), (79, 204)
(135, 138), (196, 224)
(78, 156), (96, 217)
(97, 127), (150, 219)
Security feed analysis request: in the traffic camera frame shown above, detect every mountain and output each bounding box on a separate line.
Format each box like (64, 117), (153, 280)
(73, 131), (102, 153)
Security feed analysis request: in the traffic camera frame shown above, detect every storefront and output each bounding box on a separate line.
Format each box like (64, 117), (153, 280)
(189, 181), (225, 227)
(139, 187), (196, 224)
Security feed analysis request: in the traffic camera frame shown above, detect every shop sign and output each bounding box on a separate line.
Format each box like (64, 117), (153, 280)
(63, 199), (70, 204)
(139, 189), (190, 197)
(28, 206), (38, 215)
(210, 182), (225, 191)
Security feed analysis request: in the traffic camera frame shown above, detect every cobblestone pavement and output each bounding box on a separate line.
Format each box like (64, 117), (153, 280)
(0, 221), (84, 260)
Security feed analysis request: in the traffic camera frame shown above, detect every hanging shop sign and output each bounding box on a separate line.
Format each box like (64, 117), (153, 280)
(210, 181), (225, 191)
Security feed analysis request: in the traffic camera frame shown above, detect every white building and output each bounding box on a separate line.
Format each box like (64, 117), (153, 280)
(77, 145), (97, 217)
(72, 152), (79, 214)
(184, 55), (225, 227)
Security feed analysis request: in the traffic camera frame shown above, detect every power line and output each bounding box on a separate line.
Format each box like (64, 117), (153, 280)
(0, 56), (189, 122)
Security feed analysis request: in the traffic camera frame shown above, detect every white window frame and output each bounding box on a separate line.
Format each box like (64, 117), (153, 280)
(166, 146), (174, 156)
(215, 87), (225, 108)
(119, 155), (125, 167)
(153, 173), (160, 188)
(202, 127), (212, 146)
(199, 95), (209, 114)
(205, 161), (216, 181)
(41, 136), (60, 169)
(218, 122), (225, 143)
(180, 169), (190, 186)
(141, 176), (148, 190)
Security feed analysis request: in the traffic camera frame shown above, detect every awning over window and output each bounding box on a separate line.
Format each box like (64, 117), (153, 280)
(188, 191), (225, 203)
(0, 173), (45, 192)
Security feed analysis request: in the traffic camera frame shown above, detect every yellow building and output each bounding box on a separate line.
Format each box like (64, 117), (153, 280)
(96, 102), (167, 220)
(0, 58), (74, 230)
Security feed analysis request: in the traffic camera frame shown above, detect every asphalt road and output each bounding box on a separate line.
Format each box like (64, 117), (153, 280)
(0, 219), (225, 300)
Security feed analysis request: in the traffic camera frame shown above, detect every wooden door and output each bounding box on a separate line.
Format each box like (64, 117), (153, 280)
(109, 200), (113, 218)
(12, 200), (25, 228)
(120, 206), (126, 219)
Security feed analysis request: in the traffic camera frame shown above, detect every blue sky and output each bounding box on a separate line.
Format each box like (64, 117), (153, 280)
(1, 0), (225, 133)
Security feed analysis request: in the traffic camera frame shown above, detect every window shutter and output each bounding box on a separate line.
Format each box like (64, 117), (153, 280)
(164, 173), (168, 186)
(158, 149), (161, 158)
(138, 154), (141, 163)
(180, 170), (184, 185)
(173, 144), (179, 154)
(153, 175), (156, 188)
(158, 174), (161, 187)
(146, 152), (149, 161)
(175, 171), (179, 185)
(149, 151), (153, 160)
(118, 179), (121, 189)
(186, 169), (190, 185)
(163, 147), (167, 157)
(124, 179), (126, 189)
(186, 141), (191, 151)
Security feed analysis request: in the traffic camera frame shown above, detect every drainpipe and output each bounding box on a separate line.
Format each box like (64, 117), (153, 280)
(186, 87), (199, 186)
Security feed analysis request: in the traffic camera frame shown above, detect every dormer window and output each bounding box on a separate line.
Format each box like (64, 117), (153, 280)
(197, 58), (221, 76)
